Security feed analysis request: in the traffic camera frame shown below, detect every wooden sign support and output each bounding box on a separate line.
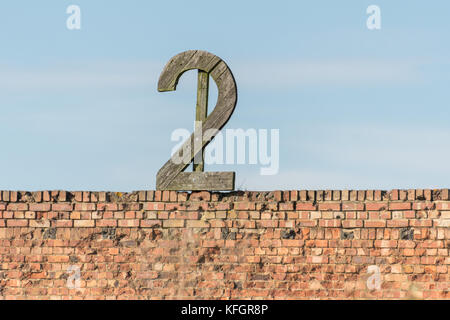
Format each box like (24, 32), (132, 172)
(194, 69), (209, 173)
(156, 50), (238, 191)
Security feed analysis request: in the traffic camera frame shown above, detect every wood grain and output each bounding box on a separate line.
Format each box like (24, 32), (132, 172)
(165, 172), (235, 191)
(156, 50), (237, 191)
(193, 70), (209, 173)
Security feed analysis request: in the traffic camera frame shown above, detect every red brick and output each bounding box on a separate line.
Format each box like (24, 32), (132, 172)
(390, 189), (399, 200)
(6, 220), (28, 227)
(189, 191), (211, 202)
(162, 220), (184, 228)
(319, 219), (341, 227)
(279, 202), (294, 211)
(96, 219), (118, 227)
(366, 202), (387, 211)
(318, 203), (341, 211)
(74, 220), (95, 227)
(342, 202), (364, 211)
(6, 203), (28, 211)
(342, 220), (363, 228)
(435, 202), (450, 210)
(30, 220), (50, 228)
(389, 202), (411, 210)
(118, 219), (139, 227)
(74, 203), (96, 211)
(387, 220), (409, 227)
(364, 220), (386, 228)
(0, 188), (445, 300)
(29, 203), (51, 211)
(235, 202), (255, 210)
(144, 203), (164, 211)
(73, 191), (83, 202)
(58, 191), (67, 202)
(140, 220), (161, 228)
(295, 203), (317, 211)
(52, 203), (73, 211)
(47, 255), (69, 263)
(52, 220), (73, 228)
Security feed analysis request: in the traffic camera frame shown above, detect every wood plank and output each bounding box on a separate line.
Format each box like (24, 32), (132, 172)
(163, 172), (235, 191)
(193, 70), (209, 172)
(156, 51), (238, 191)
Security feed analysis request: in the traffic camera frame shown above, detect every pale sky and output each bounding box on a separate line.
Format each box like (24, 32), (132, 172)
(1, 1), (450, 191)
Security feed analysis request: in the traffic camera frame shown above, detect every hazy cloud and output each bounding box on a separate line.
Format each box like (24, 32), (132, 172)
(234, 59), (424, 89)
(0, 58), (426, 92)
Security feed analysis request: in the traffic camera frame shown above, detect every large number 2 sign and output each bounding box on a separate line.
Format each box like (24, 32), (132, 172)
(156, 50), (237, 191)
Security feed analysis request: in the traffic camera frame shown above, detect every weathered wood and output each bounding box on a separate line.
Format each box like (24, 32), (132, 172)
(156, 50), (238, 191)
(165, 172), (235, 191)
(193, 70), (209, 172)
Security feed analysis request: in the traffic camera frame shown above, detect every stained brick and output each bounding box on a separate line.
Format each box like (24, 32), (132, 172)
(318, 203), (341, 211)
(74, 220), (95, 228)
(52, 203), (73, 211)
(162, 220), (184, 228)
(0, 188), (446, 300)
(296, 203), (317, 211)
(364, 220), (386, 228)
(389, 202), (412, 210)
(29, 203), (51, 211)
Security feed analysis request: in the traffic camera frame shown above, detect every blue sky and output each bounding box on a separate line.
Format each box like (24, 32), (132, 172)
(1, 0), (450, 191)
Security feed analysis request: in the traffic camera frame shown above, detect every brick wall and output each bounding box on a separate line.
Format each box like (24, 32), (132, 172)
(0, 189), (448, 300)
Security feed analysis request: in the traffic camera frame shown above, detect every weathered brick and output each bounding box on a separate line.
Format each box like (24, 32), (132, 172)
(52, 203), (73, 211)
(30, 220), (50, 228)
(186, 220), (210, 228)
(118, 219), (139, 227)
(365, 220), (386, 228)
(318, 203), (341, 211)
(387, 220), (409, 227)
(52, 220), (73, 228)
(342, 202), (364, 211)
(6, 203), (28, 211)
(29, 203), (51, 211)
(74, 220), (95, 227)
(389, 202), (412, 210)
(366, 202), (387, 211)
(0, 188), (446, 300)
(342, 220), (363, 228)
(296, 203), (317, 211)
(6, 220), (28, 227)
(74, 203), (96, 211)
(319, 219), (341, 227)
(162, 220), (184, 228)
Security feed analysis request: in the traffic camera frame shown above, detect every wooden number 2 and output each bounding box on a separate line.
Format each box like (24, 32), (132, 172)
(156, 50), (238, 191)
